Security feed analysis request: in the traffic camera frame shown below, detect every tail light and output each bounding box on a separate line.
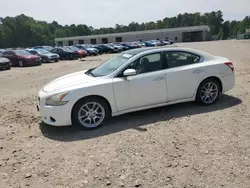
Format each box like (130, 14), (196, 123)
(225, 62), (234, 72)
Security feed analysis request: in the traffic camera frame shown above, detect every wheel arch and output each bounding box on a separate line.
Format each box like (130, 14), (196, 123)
(196, 76), (223, 96)
(71, 95), (112, 121)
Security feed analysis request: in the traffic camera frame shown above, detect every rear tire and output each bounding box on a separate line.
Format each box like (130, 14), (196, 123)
(196, 78), (221, 106)
(72, 97), (110, 130)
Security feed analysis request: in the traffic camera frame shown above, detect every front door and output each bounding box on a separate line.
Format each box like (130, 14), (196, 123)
(164, 51), (206, 102)
(113, 52), (167, 112)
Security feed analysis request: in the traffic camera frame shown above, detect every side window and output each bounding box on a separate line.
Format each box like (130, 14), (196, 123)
(2, 51), (9, 56)
(127, 53), (162, 74)
(29, 51), (37, 55)
(165, 51), (200, 68)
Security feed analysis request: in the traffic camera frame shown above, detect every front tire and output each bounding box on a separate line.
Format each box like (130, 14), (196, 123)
(18, 60), (24, 67)
(42, 58), (47, 63)
(72, 97), (110, 130)
(196, 78), (221, 106)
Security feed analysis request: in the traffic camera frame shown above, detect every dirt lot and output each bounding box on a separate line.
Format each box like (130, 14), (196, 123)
(0, 40), (250, 188)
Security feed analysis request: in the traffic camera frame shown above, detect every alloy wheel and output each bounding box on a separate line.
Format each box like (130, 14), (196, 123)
(78, 102), (105, 128)
(200, 82), (219, 104)
(18, 60), (24, 67)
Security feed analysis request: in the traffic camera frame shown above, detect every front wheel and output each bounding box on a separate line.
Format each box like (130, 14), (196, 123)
(72, 97), (110, 129)
(42, 58), (47, 63)
(196, 78), (221, 106)
(18, 60), (24, 67)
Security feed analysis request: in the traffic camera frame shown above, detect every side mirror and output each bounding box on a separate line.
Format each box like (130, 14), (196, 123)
(123, 69), (137, 77)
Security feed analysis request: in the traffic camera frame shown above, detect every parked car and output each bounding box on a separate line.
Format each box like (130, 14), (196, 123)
(132, 42), (142, 48)
(165, 39), (174, 44)
(137, 41), (146, 47)
(90, 45), (104, 54)
(75, 45), (99, 56)
(120, 43), (136, 49)
(109, 44), (123, 52)
(142, 41), (155, 47)
(37, 47), (235, 129)
(104, 44), (120, 53)
(95, 44), (114, 53)
(27, 49), (59, 63)
(66, 46), (88, 58)
(0, 57), (11, 70)
(50, 47), (78, 60)
(149, 40), (161, 46)
(115, 43), (130, 51)
(2, 50), (41, 67)
(0, 49), (5, 57)
(33, 46), (54, 51)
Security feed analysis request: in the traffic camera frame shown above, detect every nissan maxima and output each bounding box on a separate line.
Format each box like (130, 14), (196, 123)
(38, 47), (235, 129)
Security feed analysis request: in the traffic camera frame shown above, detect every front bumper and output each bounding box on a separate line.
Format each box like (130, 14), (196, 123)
(37, 91), (73, 126)
(48, 57), (59, 62)
(0, 62), (11, 69)
(25, 59), (42, 66)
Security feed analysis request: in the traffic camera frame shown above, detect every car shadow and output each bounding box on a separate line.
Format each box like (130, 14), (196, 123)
(40, 95), (242, 142)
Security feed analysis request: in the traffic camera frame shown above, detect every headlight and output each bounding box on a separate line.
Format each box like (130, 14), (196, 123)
(45, 92), (69, 106)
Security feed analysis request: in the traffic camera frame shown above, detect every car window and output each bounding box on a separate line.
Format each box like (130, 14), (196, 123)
(127, 53), (163, 74)
(51, 49), (57, 53)
(29, 50), (37, 55)
(90, 54), (132, 77)
(165, 51), (200, 68)
(2, 51), (10, 55)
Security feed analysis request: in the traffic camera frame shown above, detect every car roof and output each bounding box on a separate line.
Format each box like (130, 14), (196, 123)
(122, 46), (215, 60)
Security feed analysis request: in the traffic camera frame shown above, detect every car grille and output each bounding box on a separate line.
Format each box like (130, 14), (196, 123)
(51, 55), (57, 58)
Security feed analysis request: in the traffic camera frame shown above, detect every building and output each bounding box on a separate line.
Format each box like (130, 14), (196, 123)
(55, 25), (210, 46)
(237, 28), (250, 40)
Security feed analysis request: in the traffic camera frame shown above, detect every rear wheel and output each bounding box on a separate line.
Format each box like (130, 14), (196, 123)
(196, 78), (221, 105)
(72, 97), (110, 129)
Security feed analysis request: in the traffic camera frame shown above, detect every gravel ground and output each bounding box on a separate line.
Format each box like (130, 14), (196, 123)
(0, 40), (250, 188)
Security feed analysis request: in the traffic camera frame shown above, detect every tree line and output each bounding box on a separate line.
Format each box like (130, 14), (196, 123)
(0, 10), (249, 48)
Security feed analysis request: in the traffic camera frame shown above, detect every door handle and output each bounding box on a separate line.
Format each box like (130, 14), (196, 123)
(153, 77), (164, 81)
(193, 69), (204, 74)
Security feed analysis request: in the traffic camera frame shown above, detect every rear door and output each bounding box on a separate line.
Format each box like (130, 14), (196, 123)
(164, 51), (206, 102)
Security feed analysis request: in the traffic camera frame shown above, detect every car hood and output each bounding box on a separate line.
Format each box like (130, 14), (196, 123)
(43, 70), (98, 93)
(0, 57), (10, 63)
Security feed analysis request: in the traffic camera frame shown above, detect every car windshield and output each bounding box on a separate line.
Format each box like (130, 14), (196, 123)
(15, 50), (31, 56)
(62, 47), (74, 52)
(69, 46), (79, 51)
(43, 46), (53, 51)
(36, 49), (50, 54)
(88, 54), (133, 77)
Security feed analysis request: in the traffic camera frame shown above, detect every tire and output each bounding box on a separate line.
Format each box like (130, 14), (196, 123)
(6, 67), (11, 70)
(72, 97), (110, 130)
(42, 58), (47, 63)
(55, 59), (59, 62)
(18, 60), (24, 67)
(196, 78), (221, 106)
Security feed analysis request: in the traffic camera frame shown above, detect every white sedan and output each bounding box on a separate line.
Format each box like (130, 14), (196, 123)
(38, 47), (235, 129)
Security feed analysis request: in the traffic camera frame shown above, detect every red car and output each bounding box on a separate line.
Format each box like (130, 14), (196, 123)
(2, 50), (42, 67)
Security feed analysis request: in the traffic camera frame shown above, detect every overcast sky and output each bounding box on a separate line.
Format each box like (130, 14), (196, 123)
(1, 0), (249, 28)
